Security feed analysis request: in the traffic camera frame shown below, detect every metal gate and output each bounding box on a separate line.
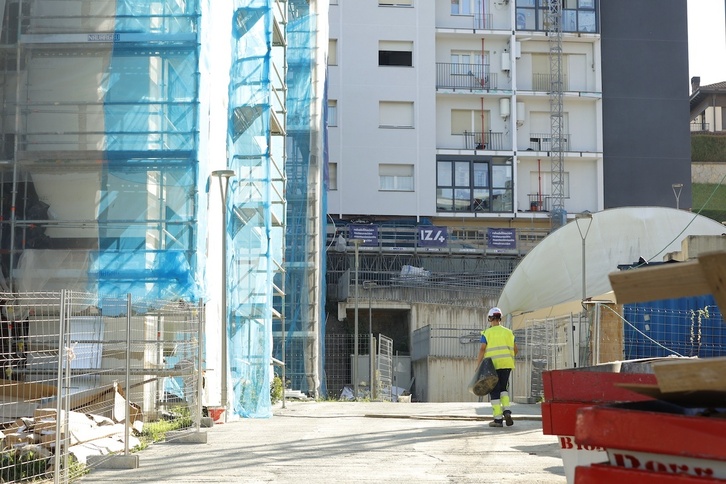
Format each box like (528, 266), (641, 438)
(377, 335), (393, 401)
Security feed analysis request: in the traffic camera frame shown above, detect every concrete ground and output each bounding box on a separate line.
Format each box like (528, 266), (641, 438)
(79, 400), (566, 484)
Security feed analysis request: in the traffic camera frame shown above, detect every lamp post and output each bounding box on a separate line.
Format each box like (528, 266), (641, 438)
(574, 212), (593, 369)
(672, 183), (683, 210)
(211, 169), (235, 419)
(349, 238), (365, 400)
(363, 280), (377, 399)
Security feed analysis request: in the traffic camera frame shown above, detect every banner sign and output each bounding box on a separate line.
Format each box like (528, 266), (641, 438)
(348, 224), (378, 246)
(487, 228), (516, 250)
(418, 225), (448, 247)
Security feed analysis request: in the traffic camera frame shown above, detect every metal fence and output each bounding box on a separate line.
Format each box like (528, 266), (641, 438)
(0, 291), (204, 483)
(514, 302), (726, 403)
(323, 333), (394, 402)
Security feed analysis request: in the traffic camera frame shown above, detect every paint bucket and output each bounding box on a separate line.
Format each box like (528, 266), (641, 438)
(208, 407), (226, 422)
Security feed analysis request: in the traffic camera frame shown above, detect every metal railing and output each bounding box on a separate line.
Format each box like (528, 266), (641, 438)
(436, 63), (499, 90)
(528, 132), (571, 151)
(690, 122), (710, 132)
(463, 130), (505, 150)
(532, 73), (569, 91)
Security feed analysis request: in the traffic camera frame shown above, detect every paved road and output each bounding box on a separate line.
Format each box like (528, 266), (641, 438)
(80, 400), (567, 484)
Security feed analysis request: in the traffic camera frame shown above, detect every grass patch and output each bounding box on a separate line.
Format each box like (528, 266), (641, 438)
(136, 407), (194, 451)
(692, 183), (726, 223)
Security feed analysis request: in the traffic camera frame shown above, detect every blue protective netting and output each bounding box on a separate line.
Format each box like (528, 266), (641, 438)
(279, 0), (327, 398)
(2, 0), (318, 419)
(98, 1), (202, 302)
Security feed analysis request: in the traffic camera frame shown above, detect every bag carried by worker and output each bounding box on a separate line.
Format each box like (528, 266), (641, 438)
(468, 357), (499, 397)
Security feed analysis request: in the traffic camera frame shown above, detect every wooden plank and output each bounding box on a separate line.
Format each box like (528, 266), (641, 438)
(696, 251), (726, 316)
(608, 259), (711, 304)
(652, 356), (726, 393)
(616, 382), (726, 406)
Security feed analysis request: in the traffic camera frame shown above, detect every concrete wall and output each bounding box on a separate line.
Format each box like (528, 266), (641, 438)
(413, 357), (487, 403)
(692, 161), (726, 184)
(600, 0), (692, 210)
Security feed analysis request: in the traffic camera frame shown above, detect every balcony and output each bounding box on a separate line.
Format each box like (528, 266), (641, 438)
(462, 131), (505, 151)
(690, 121), (710, 132)
(436, 63), (500, 91)
(531, 73), (569, 92)
(527, 133), (570, 152)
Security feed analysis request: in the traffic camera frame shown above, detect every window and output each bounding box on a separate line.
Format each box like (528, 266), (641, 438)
(328, 39), (337, 65)
(379, 0), (412, 5)
(517, 0), (597, 33)
(379, 101), (414, 128)
(327, 163), (337, 190)
(379, 164), (414, 191)
(532, 54), (568, 90)
(451, 0), (470, 15)
(379, 41), (413, 67)
(436, 157), (512, 213)
(451, 109), (486, 134)
(327, 100), (337, 127)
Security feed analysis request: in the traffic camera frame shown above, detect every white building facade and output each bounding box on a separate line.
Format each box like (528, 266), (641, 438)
(327, 0), (603, 226)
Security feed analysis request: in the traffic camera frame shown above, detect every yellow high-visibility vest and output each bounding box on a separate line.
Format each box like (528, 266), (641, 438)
(481, 325), (515, 369)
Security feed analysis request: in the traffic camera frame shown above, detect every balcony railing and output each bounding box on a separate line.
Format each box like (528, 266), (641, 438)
(463, 130), (505, 151)
(436, 63), (499, 91)
(473, 13), (493, 29)
(532, 73), (570, 92)
(691, 122), (710, 132)
(528, 133), (570, 151)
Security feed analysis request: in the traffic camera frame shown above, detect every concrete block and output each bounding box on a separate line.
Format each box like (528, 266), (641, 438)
(200, 417), (214, 428)
(87, 454), (139, 469)
(166, 430), (208, 444)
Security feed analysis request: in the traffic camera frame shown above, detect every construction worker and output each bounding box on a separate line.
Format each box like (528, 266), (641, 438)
(477, 307), (518, 427)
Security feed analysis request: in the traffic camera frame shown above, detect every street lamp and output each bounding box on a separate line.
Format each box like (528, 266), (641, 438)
(211, 169), (235, 420)
(672, 183), (683, 210)
(363, 280), (377, 399)
(574, 212), (593, 369)
(349, 238), (365, 400)
(575, 212), (593, 302)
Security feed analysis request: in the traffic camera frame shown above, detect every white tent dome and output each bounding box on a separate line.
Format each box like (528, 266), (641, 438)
(498, 207), (726, 327)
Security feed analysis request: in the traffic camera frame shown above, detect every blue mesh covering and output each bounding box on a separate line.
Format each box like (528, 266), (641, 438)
(1, 0), (305, 420)
(224, 0), (281, 418)
(98, 1), (202, 302)
(279, 1), (326, 397)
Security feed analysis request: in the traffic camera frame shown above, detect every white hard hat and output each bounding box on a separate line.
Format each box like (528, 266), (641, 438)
(487, 307), (502, 318)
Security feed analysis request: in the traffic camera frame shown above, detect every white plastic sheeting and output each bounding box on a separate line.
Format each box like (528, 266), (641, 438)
(498, 207), (726, 328)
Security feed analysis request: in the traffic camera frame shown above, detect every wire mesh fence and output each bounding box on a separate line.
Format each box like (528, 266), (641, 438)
(323, 333), (394, 401)
(514, 302), (726, 403)
(0, 291), (204, 483)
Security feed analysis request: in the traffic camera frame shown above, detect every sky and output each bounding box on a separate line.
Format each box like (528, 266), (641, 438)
(688, 0), (726, 87)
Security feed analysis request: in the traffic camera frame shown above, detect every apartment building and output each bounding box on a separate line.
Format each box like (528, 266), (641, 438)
(324, 0), (691, 400)
(327, 0), (690, 229)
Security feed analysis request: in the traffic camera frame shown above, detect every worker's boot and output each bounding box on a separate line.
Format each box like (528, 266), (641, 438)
(488, 419), (503, 427)
(503, 410), (514, 427)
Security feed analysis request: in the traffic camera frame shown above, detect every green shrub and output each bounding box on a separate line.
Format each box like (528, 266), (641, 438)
(692, 135), (726, 162)
(270, 375), (284, 404)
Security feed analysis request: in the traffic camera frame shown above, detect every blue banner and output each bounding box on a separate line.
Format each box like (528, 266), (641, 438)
(487, 228), (516, 250)
(418, 226), (448, 247)
(348, 224), (378, 246)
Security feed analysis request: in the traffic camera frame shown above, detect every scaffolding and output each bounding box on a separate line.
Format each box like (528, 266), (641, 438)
(278, 0), (326, 397)
(0, 1), (202, 299)
(0, 0), (310, 419)
(547, 0), (566, 229)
